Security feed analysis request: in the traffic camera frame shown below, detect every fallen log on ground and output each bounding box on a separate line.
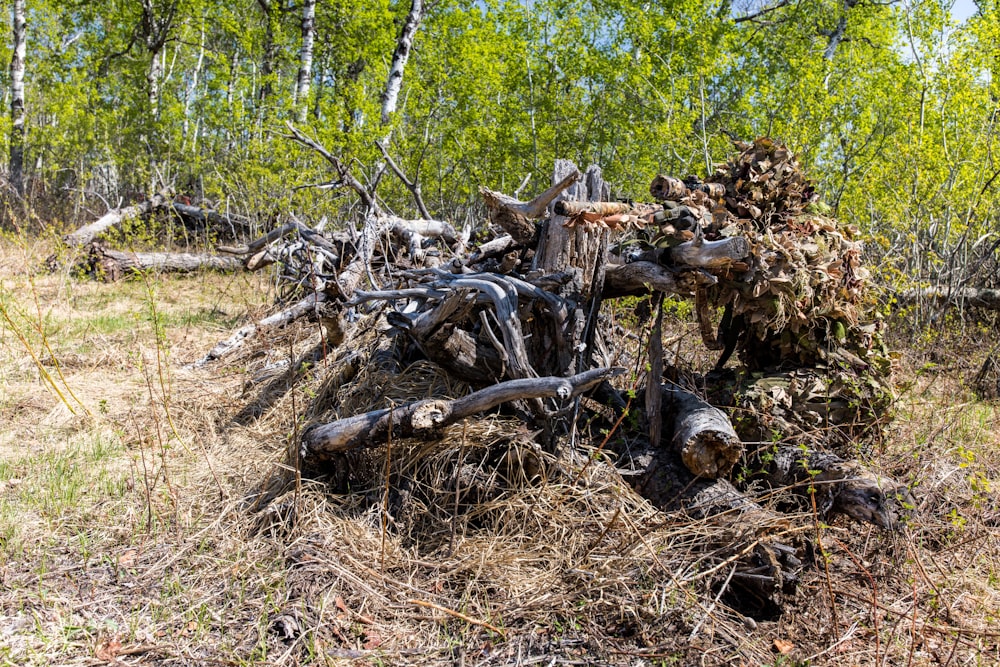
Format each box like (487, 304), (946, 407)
(64, 190), (173, 246)
(663, 385), (743, 479)
(79, 243), (244, 281)
(194, 292), (334, 366)
(899, 286), (1000, 311)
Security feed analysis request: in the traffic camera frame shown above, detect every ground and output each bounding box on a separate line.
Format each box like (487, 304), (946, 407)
(1, 236), (998, 666)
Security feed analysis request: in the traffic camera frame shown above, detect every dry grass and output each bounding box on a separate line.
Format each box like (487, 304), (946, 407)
(1, 236), (998, 666)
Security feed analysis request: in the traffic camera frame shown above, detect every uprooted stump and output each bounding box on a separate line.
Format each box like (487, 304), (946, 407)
(197, 137), (911, 624)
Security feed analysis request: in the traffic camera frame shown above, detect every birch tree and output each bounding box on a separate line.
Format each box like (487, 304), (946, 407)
(9, 0), (26, 196)
(293, 0), (316, 122)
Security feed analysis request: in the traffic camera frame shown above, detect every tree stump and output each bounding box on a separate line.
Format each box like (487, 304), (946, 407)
(525, 162), (611, 377)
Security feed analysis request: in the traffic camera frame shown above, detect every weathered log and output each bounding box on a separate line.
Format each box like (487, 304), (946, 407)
(300, 368), (620, 462)
(218, 220), (342, 268)
(663, 385), (743, 479)
(387, 216), (460, 265)
(386, 290), (503, 383)
(668, 235), (750, 269)
(468, 234), (517, 266)
(64, 190), (172, 246)
(601, 261), (717, 298)
(336, 212), (384, 298)
(170, 202), (253, 233)
(753, 445), (913, 529)
(899, 286), (1000, 311)
(479, 169), (580, 244)
(80, 244), (243, 281)
(355, 271), (539, 382)
(515, 163), (610, 380)
(194, 292), (328, 366)
(615, 425), (801, 616)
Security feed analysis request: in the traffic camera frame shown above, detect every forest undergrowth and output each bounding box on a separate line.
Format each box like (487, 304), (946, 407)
(1, 236), (998, 666)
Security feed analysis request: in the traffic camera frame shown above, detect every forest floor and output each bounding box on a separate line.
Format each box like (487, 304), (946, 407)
(1, 236), (998, 666)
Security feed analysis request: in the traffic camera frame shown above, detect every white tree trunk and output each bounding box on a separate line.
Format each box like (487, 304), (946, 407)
(148, 48), (163, 114)
(9, 0), (27, 196)
(293, 0), (316, 123)
(380, 0), (422, 124)
(182, 20), (206, 146)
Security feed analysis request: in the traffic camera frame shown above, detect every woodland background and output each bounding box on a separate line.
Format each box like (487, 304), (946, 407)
(1, 2), (1000, 665)
(1, 0), (998, 296)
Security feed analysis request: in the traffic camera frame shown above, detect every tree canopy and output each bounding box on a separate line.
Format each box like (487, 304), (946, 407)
(3, 0), (998, 286)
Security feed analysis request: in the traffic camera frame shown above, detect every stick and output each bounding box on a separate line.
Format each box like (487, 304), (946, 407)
(408, 598), (506, 637)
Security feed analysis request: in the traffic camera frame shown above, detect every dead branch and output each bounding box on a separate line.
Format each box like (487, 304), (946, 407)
(479, 169), (581, 244)
(376, 141), (431, 219)
(300, 367), (620, 461)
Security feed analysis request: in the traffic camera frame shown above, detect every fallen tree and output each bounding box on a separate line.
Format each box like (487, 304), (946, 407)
(63, 190), (254, 249)
(78, 242), (244, 281)
(64, 190), (173, 246)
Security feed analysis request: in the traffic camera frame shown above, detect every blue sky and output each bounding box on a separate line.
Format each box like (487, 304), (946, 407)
(950, 0), (980, 22)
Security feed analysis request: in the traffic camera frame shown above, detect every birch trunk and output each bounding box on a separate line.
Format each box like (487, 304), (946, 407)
(9, 0), (26, 196)
(380, 0), (423, 124)
(294, 0), (316, 123)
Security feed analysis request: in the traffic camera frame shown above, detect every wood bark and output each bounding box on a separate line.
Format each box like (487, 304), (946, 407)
(9, 0), (26, 196)
(64, 191), (173, 246)
(479, 169), (580, 245)
(82, 244), (243, 281)
(520, 163), (609, 378)
(381, 0), (423, 124)
(196, 292), (329, 366)
(663, 385), (743, 479)
(900, 286), (1000, 311)
(294, 0), (317, 122)
(301, 368), (618, 462)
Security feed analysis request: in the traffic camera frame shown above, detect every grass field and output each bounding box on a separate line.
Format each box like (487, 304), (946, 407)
(1, 236), (998, 666)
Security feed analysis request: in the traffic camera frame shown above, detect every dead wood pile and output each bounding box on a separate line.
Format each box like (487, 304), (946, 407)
(73, 133), (911, 628)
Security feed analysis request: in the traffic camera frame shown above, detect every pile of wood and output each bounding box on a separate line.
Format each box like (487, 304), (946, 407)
(63, 133), (911, 618)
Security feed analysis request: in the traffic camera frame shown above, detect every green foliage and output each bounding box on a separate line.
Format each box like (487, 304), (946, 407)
(1, 0), (996, 259)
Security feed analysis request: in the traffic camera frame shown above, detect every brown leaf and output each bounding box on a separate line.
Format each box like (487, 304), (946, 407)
(362, 631), (383, 650)
(773, 638), (795, 654)
(95, 637), (122, 661)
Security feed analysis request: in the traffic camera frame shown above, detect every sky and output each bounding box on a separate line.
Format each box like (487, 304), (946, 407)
(950, 0), (980, 22)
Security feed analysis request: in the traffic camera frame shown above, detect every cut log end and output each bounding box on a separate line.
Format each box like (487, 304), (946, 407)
(411, 401), (451, 430)
(679, 431), (743, 480)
